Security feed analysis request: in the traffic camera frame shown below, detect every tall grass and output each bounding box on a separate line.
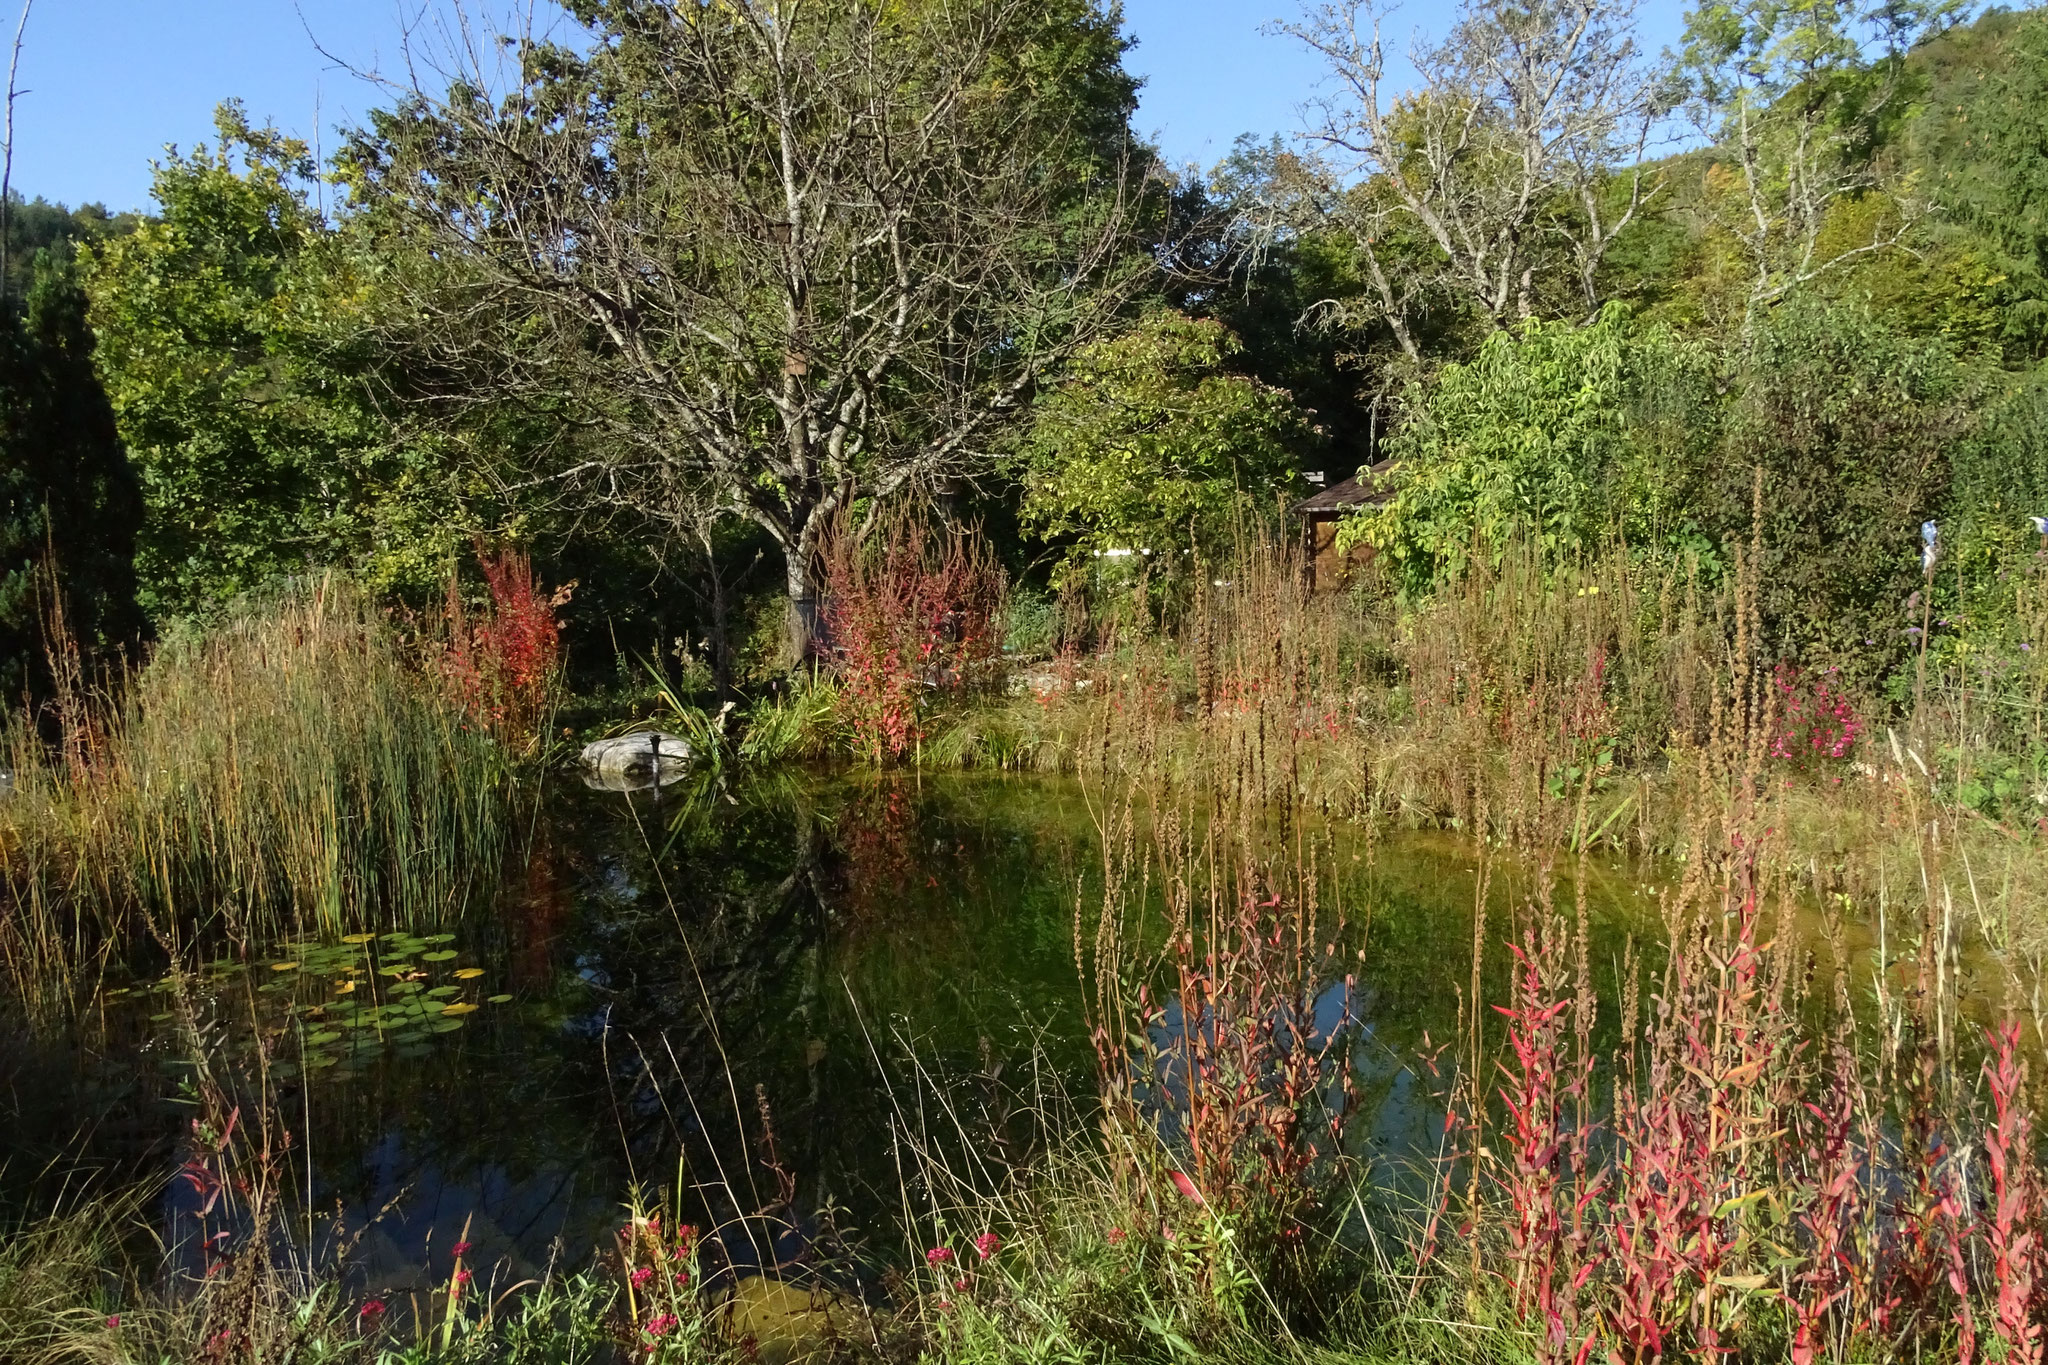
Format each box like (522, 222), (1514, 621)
(0, 577), (517, 1014)
(876, 539), (2048, 1365)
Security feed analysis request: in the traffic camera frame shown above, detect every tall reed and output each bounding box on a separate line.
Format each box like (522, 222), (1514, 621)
(0, 577), (517, 1014)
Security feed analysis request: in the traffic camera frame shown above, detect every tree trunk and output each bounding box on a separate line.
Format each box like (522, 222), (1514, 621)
(786, 544), (821, 667)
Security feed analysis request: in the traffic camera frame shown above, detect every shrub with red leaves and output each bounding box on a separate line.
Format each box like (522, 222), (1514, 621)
(442, 546), (570, 753)
(821, 513), (1005, 764)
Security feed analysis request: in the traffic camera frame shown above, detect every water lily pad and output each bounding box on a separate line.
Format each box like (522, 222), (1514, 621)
(270, 962), (300, 972)
(421, 951), (458, 962)
(439, 1002), (480, 1016)
(304, 1030), (342, 1046)
(389, 981), (424, 996)
(454, 968), (484, 980)
(422, 933), (456, 945)
(390, 1030), (427, 1046)
(487, 994), (513, 1005)
(341, 933), (377, 945)
(426, 986), (459, 998)
(430, 1018), (465, 1033)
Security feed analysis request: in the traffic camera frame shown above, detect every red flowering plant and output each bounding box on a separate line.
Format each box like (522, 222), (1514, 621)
(611, 1207), (707, 1358)
(441, 545), (573, 755)
(1766, 663), (1863, 769)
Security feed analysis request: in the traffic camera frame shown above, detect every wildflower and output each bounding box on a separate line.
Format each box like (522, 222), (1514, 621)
(106, 1315), (120, 1330)
(925, 1246), (954, 1265)
(953, 1277), (969, 1290)
(644, 1312), (678, 1339)
(973, 1232), (1001, 1260)
(451, 1241), (473, 1257)
(673, 1269), (690, 1286)
(359, 1300), (386, 1322)
(630, 1267), (654, 1288)
(1106, 1227), (1125, 1245)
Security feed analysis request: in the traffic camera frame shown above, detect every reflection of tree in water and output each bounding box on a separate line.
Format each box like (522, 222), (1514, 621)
(582, 773), (1077, 1262)
(831, 780), (924, 924)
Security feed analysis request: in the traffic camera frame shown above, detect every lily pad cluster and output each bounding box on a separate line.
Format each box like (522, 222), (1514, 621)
(133, 930), (516, 1077)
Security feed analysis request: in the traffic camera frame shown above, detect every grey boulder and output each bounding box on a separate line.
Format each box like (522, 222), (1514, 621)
(578, 731), (692, 790)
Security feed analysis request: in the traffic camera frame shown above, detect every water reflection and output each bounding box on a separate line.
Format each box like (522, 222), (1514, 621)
(6, 771), (1665, 1293)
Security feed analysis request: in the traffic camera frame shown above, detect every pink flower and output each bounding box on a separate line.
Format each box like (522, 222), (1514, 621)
(1106, 1227), (1125, 1245)
(953, 1276), (969, 1290)
(106, 1315), (120, 1330)
(451, 1241), (474, 1257)
(925, 1246), (953, 1265)
(973, 1232), (1001, 1260)
(673, 1269), (690, 1286)
(358, 1301), (386, 1320)
(630, 1267), (654, 1288)
(644, 1312), (678, 1339)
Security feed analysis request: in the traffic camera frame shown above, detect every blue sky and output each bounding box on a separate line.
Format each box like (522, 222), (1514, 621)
(7, 0), (1692, 214)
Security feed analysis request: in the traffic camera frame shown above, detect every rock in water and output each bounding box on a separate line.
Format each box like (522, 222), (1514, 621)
(578, 732), (692, 790)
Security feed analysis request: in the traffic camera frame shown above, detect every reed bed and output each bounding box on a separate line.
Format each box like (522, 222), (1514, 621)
(0, 577), (518, 1016)
(900, 523), (2048, 962)
(872, 551), (2048, 1365)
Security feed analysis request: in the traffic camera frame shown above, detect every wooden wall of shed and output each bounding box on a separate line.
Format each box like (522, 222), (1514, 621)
(1306, 515), (1376, 592)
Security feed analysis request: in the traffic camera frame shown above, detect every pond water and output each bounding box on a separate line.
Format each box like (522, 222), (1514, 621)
(5, 771), (1673, 1296)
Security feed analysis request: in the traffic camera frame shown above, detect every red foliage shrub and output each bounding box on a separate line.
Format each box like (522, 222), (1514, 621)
(442, 545), (570, 753)
(821, 513), (1006, 764)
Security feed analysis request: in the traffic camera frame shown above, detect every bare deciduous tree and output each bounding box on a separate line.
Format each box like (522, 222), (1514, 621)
(1676, 0), (1959, 313)
(1274, 0), (1665, 358)
(339, 0), (1157, 657)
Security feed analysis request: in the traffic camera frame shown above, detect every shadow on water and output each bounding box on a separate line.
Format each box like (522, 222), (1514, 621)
(1, 769), (1671, 1294)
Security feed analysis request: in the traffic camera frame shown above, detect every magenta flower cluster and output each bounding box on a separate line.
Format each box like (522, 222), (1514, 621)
(1768, 664), (1862, 763)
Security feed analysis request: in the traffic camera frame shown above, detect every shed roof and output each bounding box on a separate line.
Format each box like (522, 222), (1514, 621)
(1291, 458), (1396, 516)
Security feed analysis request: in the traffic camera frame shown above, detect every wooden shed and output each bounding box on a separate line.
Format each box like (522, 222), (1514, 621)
(1291, 458), (1396, 592)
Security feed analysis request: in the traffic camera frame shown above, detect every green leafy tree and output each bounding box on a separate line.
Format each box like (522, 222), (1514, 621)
(0, 248), (143, 694)
(84, 103), (463, 621)
(1729, 298), (1982, 667)
(1350, 306), (1710, 586)
(338, 0), (1156, 659)
(1014, 312), (1318, 560)
(2, 195), (138, 300)
(1914, 7), (2048, 360)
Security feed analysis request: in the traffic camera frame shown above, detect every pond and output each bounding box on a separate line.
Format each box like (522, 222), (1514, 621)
(4, 770), (1672, 1297)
